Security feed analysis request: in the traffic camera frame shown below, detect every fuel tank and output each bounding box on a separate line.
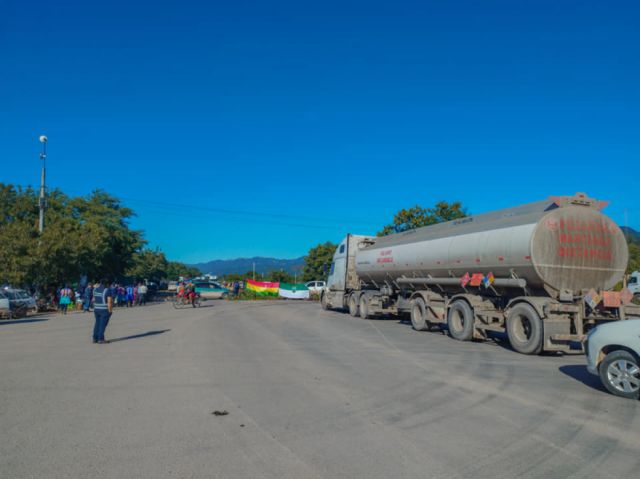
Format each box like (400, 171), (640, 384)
(355, 193), (628, 298)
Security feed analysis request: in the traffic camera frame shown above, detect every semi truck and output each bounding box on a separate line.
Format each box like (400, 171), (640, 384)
(320, 193), (640, 354)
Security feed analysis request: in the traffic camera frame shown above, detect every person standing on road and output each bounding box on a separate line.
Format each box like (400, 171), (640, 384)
(83, 284), (93, 312)
(59, 284), (73, 314)
(137, 283), (148, 306)
(125, 284), (135, 307)
(92, 280), (113, 344)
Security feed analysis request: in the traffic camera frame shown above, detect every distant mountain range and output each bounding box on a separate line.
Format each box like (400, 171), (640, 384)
(622, 226), (640, 244)
(190, 256), (305, 276)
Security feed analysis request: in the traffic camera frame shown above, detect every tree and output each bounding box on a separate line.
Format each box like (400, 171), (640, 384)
(165, 261), (201, 280)
(127, 248), (169, 282)
(0, 183), (192, 292)
(378, 201), (468, 236)
(267, 270), (294, 283)
(628, 242), (640, 274)
(302, 242), (337, 282)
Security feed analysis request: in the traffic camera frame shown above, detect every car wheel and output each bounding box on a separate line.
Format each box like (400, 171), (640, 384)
(599, 350), (640, 399)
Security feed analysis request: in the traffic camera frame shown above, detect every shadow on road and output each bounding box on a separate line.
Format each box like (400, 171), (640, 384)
(559, 364), (608, 394)
(0, 318), (50, 326)
(108, 329), (171, 343)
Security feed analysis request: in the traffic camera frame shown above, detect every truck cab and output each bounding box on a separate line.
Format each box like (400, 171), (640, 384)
(322, 234), (376, 310)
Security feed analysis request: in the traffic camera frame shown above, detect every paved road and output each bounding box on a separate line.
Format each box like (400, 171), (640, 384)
(1, 301), (639, 478)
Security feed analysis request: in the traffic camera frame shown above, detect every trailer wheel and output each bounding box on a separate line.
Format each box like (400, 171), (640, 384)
(359, 296), (370, 319)
(320, 292), (330, 311)
(447, 300), (474, 341)
(410, 298), (429, 331)
(348, 294), (359, 317)
(506, 303), (543, 355)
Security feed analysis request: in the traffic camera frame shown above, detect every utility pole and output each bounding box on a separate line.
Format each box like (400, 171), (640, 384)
(38, 135), (48, 234)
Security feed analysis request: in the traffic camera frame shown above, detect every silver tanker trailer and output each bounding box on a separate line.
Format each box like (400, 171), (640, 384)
(321, 193), (640, 354)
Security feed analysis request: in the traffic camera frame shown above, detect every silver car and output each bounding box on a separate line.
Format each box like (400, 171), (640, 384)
(585, 319), (640, 399)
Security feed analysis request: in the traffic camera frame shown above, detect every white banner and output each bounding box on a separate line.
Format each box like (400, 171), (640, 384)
(278, 288), (310, 299)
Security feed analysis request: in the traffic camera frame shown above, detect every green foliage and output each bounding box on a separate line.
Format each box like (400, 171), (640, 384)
(628, 242), (640, 274)
(377, 201), (468, 236)
(165, 261), (201, 280)
(127, 249), (169, 282)
(0, 183), (195, 291)
(267, 270), (295, 283)
(221, 271), (254, 282)
(302, 242), (337, 282)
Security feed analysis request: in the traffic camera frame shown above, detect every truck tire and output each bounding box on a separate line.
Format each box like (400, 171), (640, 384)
(447, 300), (474, 341)
(410, 298), (429, 331)
(348, 294), (359, 317)
(506, 303), (543, 355)
(320, 293), (330, 310)
(598, 350), (640, 399)
(359, 296), (370, 319)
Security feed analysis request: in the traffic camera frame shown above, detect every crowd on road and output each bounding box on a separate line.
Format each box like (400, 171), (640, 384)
(55, 282), (150, 314)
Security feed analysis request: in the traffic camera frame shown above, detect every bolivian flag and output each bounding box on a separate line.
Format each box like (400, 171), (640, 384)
(246, 280), (279, 296)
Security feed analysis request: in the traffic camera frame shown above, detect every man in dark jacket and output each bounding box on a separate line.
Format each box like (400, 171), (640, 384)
(83, 284), (93, 312)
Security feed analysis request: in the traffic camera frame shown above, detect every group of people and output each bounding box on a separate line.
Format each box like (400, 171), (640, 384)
(57, 282), (149, 314)
(60, 280), (151, 344)
(176, 281), (198, 307)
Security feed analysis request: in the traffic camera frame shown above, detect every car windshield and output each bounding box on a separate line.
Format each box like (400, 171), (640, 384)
(630, 276), (638, 284)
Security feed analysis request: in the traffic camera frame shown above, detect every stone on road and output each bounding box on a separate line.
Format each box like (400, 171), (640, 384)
(1, 301), (639, 478)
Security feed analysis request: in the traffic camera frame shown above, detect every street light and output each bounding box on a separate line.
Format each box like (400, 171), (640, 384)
(38, 135), (47, 233)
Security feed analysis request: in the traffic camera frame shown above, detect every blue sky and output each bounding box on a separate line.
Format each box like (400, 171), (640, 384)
(1, 0), (638, 263)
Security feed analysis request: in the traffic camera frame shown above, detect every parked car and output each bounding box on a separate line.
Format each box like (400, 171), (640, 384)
(193, 281), (229, 300)
(585, 319), (640, 399)
(1, 288), (37, 317)
(0, 290), (10, 318)
(167, 281), (179, 292)
(305, 281), (326, 295)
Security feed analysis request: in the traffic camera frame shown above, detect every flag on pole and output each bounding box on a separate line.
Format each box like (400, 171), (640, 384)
(460, 272), (471, 287)
(482, 272), (495, 288)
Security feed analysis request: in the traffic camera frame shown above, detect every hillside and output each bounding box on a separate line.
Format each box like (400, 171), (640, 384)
(621, 226), (640, 244)
(190, 256), (305, 276)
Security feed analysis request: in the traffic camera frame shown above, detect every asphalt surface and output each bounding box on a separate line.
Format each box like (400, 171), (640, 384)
(1, 300), (639, 479)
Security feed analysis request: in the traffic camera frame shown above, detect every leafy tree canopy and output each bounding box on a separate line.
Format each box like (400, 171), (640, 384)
(302, 242), (337, 282)
(0, 183), (194, 291)
(378, 201), (468, 236)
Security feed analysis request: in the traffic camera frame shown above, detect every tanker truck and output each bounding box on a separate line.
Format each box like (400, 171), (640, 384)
(320, 193), (640, 354)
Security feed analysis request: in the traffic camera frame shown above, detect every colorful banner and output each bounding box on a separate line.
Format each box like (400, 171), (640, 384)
(278, 283), (310, 300)
(246, 280), (279, 296)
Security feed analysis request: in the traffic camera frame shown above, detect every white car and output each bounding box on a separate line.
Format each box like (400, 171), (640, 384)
(585, 319), (640, 399)
(0, 290), (10, 318)
(305, 281), (326, 295)
(0, 289), (37, 317)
